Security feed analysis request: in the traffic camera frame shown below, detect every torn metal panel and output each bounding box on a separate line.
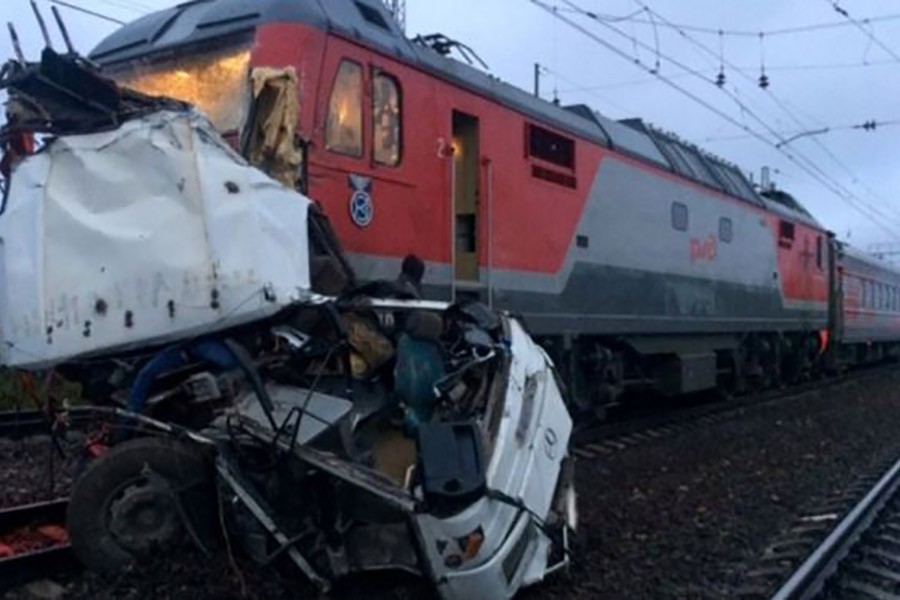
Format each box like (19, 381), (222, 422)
(0, 49), (188, 138)
(243, 67), (303, 188)
(414, 318), (573, 599)
(232, 384), (353, 446)
(0, 110), (313, 368)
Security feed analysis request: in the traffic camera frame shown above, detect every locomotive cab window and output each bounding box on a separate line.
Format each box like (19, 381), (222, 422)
(671, 202), (689, 232)
(373, 71), (401, 166)
(326, 60), (364, 157)
(528, 124), (575, 170)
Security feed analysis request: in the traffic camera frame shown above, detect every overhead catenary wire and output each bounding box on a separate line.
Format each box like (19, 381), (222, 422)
(828, 1), (900, 64)
(557, 55), (900, 93)
(88, 0), (155, 15)
(705, 118), (900, 143)
(47, 0), (126, 25)
(540, 64), (637, 115)
(530, 0), (900, 239)
(631, 0), (900, 226)
(557, 6), (900, 39)
(556, 0), (900, 235)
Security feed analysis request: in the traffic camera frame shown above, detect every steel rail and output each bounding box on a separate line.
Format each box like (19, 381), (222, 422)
(0, 406), (98, 437)
(0, 498), (77, 589)
(770, 451), (900, 599)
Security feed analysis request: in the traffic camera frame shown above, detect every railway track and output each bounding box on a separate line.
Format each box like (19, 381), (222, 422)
(0, 498), (77, 589)
(0, 406), (95, 439)
(572, 362), (900, 460)
(766, 449), (900, 600)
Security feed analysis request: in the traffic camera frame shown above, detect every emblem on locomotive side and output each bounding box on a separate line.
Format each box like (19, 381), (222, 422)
(690, 235), (718, 262)
(348, 174), (373, 228)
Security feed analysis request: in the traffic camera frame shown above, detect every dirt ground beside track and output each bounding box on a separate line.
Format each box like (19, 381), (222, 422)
(5, 370), (900, 599)
(0, 434), (83, 509)
(526, 369), (900, 600)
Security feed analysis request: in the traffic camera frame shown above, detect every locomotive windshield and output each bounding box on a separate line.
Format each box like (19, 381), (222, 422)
(110, 44), (252, 133)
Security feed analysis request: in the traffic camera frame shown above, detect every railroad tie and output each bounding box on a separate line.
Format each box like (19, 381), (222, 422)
(841, 579), (900, 600)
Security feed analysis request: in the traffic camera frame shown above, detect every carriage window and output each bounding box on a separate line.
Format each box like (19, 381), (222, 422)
(816, 236), (823, 269)
(326, 61), (363, 157)
(779, 221), (795, 248)
(373, 71), (401, 166)
(528, 124), (575, 170)
(719, 217), (733, 243)
(671, 202), (688, 232)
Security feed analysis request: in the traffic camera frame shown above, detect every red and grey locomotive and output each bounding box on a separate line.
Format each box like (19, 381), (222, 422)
(88, 0), (900, 412)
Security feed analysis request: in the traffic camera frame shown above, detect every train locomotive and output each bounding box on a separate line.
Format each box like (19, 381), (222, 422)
(67, 0), (900, 411)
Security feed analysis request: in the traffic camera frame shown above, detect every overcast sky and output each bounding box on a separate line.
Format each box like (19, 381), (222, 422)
(5, 0), (900, 249)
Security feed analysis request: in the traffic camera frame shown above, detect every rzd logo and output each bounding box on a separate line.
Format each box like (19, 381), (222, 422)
(690, 235), (717, 262)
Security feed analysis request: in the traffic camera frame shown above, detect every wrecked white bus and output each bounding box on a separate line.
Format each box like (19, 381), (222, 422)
(0, 51), (576, 600)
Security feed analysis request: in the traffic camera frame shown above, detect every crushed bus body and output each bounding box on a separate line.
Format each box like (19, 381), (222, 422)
(0, 50), (576, 599)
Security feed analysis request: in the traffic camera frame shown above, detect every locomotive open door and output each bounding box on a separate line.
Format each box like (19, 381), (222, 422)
(452, 111), (480, 289)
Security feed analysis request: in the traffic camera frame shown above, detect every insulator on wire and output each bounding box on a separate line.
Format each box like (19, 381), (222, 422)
(716, 30), (726, 87)
(758, 31), (770, 89)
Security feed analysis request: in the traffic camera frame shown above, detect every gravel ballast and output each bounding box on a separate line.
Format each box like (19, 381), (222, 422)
(527, 369), (900, 599)
(0, 434), (83, 509)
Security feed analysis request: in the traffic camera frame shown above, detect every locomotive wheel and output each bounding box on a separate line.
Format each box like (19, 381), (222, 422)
(67, 437), (214, 571)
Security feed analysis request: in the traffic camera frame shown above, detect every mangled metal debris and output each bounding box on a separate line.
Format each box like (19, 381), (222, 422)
(63, 300), (577, 599)
(0, 52), (575, 600)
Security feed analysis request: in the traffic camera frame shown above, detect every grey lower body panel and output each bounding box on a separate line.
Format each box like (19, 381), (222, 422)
(424, 262), (827, 337)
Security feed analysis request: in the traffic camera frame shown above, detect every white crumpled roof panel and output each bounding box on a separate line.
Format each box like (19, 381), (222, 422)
(0, 111), (312, 368)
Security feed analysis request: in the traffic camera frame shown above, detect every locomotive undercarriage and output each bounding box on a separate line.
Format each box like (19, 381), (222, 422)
(542, 329), (858, 418)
